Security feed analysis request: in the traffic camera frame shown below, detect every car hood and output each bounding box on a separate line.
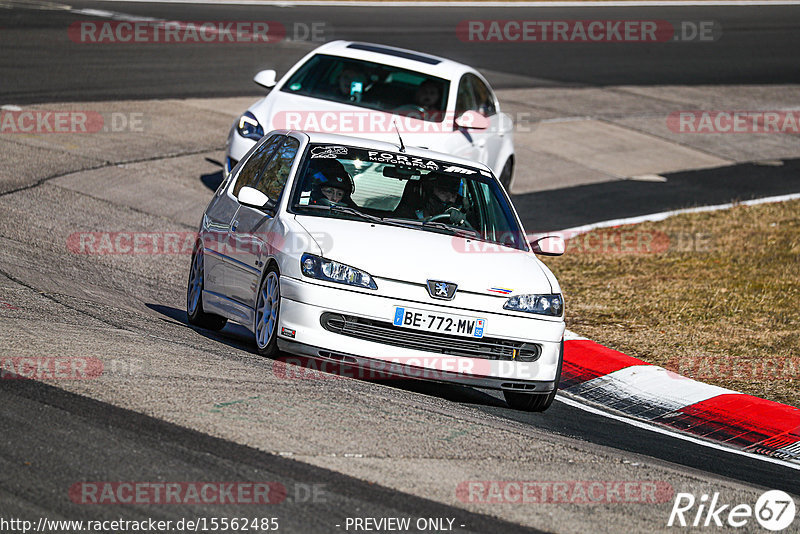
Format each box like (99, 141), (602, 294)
(253, 92), (454, 151)
(294, 214), (553, 296)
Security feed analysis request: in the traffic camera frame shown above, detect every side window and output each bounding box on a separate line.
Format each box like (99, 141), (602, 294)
(232, 134), (284, 198)
(468, 75), (497, 117)
(253, 136), (301, 201)
(455, 75), (475, 118)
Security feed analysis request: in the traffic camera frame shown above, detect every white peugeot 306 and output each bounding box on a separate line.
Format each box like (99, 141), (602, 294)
(189, 130), (565, 411)
(225, 40), (516, 189)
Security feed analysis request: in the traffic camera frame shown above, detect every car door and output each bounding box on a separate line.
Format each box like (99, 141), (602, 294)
(468, 74), (506, 173)
(211, 133), (284, 302)
(228, 134), (302, 311)
(200, 137), (276, 297)
(200, 179), (240, 297)
(450, 74), (494, 168)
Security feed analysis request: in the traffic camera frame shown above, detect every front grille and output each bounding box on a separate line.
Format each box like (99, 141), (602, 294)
(320, 313), (541, 362)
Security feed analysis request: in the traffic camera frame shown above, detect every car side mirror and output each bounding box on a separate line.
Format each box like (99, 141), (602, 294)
(454, 110), (489, 130)
(530, 235), (565, 256)
(238, 186), (275, 213)
(253, 69), (277, 89)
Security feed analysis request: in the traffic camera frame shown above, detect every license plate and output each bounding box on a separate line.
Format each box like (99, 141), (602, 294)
(392, 307), (485, 338)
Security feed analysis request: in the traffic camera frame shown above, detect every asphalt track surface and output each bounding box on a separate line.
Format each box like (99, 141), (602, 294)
(0, 378), (541, 533)
(2, 2), (800, 103)
(2, 2), (800, 532)
(520, 158), (800, 232)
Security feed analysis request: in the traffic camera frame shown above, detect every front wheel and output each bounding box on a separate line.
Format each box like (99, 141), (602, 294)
(186, 245), (227, 331)
(503, 340), (563, 412)
(503, 390), (554, 411)
(254, 266), (280, 357)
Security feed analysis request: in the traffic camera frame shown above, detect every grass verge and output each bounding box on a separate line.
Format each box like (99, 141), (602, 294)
(541, 199), (800, 407)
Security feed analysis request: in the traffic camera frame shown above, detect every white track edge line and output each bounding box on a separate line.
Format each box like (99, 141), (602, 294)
(556, 191), (800, 469)
(555, 394), (800, 471)
(557, 192), (800, 237)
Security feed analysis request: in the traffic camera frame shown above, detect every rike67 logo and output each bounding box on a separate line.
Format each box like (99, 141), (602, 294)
(668, 490), (796, 531)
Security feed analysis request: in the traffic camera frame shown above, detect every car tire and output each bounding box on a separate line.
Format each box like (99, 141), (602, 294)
(186, 245), (228, 331)
(503, 339), (563, 412)
(254, 265), (280, 357)
(499, 158), (514, 191)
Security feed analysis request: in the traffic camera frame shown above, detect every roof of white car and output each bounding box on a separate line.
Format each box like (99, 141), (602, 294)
(311, 40), (475, 79)
(294, 130), (494, 173)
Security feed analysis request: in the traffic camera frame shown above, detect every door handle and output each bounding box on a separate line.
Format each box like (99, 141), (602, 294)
(231, 219), (239, 232)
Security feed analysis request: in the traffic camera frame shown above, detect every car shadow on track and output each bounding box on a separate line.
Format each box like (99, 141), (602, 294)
(146, 303), (255, 353)
(511, 157), (800, 232)
(146, 303), (508, 409)
(200, 157), (225, 192)
(201, 170), (224, 192)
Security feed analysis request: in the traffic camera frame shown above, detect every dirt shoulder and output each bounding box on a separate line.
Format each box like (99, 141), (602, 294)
(542, 199), (800, 407)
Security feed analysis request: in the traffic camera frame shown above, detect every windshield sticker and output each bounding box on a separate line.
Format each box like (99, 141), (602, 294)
(311, 146), (348, 159)
(480, 170), (492, 177)
(367, 151), (439, 170)
(442, 165), (477, 175)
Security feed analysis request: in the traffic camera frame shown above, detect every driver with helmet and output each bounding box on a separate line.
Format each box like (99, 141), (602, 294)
(396, 171), (466, 224)
(306, 158), (355, 206)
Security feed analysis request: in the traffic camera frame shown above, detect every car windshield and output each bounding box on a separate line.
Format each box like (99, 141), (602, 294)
(280, 54), (450, 123)
(290, 144), (528, 251)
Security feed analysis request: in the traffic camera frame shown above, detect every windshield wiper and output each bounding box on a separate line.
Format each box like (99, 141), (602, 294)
(296, 203), (381, 222)
(297, 204), (418, 229)
(381, 217), (479, 237)
(423, 220), (480, 237)
(331, 204), (385, 223)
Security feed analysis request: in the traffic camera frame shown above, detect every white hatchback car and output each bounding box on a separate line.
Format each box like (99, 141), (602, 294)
(190, 130), (564, 411)
(225, 40), (516, 189)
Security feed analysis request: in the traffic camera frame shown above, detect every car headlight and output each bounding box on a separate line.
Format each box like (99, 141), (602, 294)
(503, 294), (563, 317)
(300, 253), (377, 290)
(237, 111), (264, 141)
